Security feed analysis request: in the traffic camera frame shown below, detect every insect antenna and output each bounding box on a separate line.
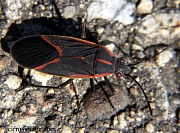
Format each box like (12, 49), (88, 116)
(125, 74), (152, 116)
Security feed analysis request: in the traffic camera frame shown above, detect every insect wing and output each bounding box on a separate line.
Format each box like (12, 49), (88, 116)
(11, 36), (100, 78)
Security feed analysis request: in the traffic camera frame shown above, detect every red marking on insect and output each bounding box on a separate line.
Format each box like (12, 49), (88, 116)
(34, 58), (60, 70)
(42, 35), (63, 56)
(96, 59), (112, 65)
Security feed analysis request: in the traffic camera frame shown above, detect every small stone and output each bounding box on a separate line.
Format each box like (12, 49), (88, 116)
(63, 6), (76, 19)
(78, 127), (85, 133)
(174, 0), (180, 8)
(156, 50), (173, 67)
(145, 123), (155, 133)
(131, 44), (143, 51)
(82, 83), (129, 121)
(117, 112), (127, 129)
(158, 131), (163, 133)
(149, 90), (154, 96)
(61, 125), (72, 133)
(105, 43), (116, 53)
(87, 0), (135, 25)
(0, 127), (6, 133)
(126, 116), (135, 123)
(169, 112), (175, 118)
(103, 123), (109, 128)
(108, 129), (119, 133)
(71, 99), (78, 109)
(68, 120), (75, 125)
(150, 102), (156, 109)
(0, 56), (9, 71)
(79, 4), (84, 9)
(48, 88), (54, 94)
(0, 91), (24, 109)
(20, 105), (27, 112)
(58, 103), (63, 112)
(113, 116), (118, 127)
(130, 111), (135, 117)
(137, 0), (153, 14)
(42, 102), (56, 112)
(96, 27), (105, 35)
(31, 70), (53, 86)
(2, 109), (13, 119)
(4, 74), (22, 90)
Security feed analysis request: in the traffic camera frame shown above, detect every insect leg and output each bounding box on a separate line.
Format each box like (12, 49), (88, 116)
(94, 78), (115, 110)
(19, 71), (74, 90)
(104, 76), (115, 94)
(90, 78), (95, 94)
(58, 79), (74, 88)
(69, 81), (80, 112)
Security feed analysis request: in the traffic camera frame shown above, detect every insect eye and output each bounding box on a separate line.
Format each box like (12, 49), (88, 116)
(116, 72), (122, 77)
(120, 58), (125, 62)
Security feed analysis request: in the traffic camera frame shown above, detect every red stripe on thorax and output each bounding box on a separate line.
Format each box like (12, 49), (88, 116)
(96, 59), (112, 65)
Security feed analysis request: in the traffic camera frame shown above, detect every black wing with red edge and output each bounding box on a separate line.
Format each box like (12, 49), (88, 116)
(11, 35), (115, 78)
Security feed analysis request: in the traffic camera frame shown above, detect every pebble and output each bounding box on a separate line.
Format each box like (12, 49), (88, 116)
(137, 0), (153, 14)
(0, 56), (9, 71)
(82, 85), (129, 121)
(137, 12), (180, 46)
(2, 109), (13, 119)
(68, 120), (75, 125)
(118, 112), (127, 129)
(150, 102), (156, 109)
(48, 88), (55, 94)
(31, 70), (53, 86)
(105, 43), (116, 53)
(5, 0), (31, 21)
(145, 123), (155, 133)
(174, 0), (180, 8)
(0, 91), (24, 109)
(63, 6), (76, 19)
(156, 50), (173, 67)
(42, 102), (55, 112)
(78, 127), (85, 133)
(87, 0), (135, 25)
(103, 123), (109, 128)
(96, 27), (105, 35)
(0, 127), (6, 133)
(61, 125), (72, 133)
(131, 44), (143, 51)
(108, 129), (119, 133)
(113, 116), (118, 127)
(4, 74), (22, 90)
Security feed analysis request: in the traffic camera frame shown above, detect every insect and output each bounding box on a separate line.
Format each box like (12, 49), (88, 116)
(11, 35), (152, 115)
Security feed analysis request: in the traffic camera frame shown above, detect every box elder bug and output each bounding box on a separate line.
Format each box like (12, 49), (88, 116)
(11, 35), (152, 115)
